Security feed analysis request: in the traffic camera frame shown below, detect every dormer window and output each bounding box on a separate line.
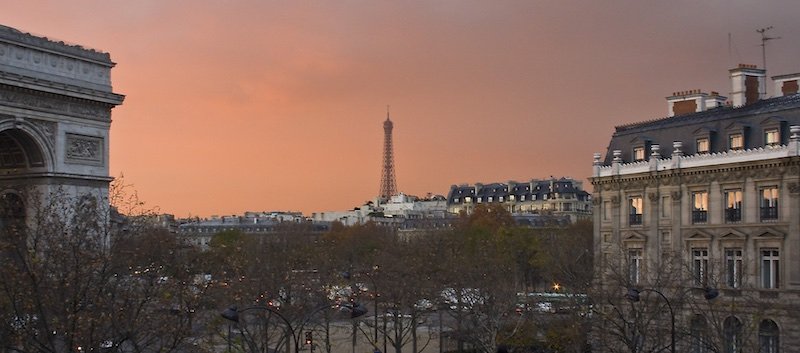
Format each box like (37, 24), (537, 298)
(765, 128), (780, 146)
(729, 133), (744, 150)
(633, 147), (645, 161)
(508, 195), (515, 201)
(464, 196), (472, 203)
(696, 138), (710, 154)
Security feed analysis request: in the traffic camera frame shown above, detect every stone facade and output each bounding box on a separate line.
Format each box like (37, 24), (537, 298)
(447, 177), (592, 223)
(591, 67), (800, 352)
(0, 24), (124, 218)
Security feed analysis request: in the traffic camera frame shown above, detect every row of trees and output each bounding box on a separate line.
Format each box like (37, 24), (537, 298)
(0, 182), (594, 353)
(203, 205), (594, 353)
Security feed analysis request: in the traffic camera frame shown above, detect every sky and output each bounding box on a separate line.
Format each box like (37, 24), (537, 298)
(3, 1), (800, 217)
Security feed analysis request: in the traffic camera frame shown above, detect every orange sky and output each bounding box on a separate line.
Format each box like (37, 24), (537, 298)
(3, 1), (800, 217)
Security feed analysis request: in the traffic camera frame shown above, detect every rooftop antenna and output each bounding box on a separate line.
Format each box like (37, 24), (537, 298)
(757, 26), (780, 96)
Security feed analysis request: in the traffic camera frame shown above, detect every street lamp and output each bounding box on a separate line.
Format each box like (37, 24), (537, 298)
(221, 302), (367, 353)
(625, 287), (718, 353)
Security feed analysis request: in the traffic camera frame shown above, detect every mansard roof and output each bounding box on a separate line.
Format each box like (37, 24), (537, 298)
(604, 94), (800, 164)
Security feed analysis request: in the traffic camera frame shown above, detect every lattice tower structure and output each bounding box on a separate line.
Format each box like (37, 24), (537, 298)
(379, 114), (397, 199)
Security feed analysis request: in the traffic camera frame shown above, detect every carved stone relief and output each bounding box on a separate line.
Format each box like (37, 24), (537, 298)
(28, 118), (56, 147)
(671, 190), (683, 201)
(0, 85), (110, 121)
(648, 192), (659, 202)
(65, 133), (103, 165)
(611, 195), (621, 205)
(788, 182), (800, 195)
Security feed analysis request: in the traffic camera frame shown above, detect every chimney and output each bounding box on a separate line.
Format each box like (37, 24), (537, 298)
(729, 64), (766, 106)
(666, 89), (706, 117)
(772, 73), (800, 97)
(704, 91), (727, 110)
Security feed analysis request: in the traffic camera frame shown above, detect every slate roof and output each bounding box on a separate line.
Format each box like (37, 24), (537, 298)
(603, 94), (800, 164)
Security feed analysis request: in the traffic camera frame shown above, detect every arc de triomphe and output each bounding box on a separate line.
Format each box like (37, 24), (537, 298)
(0, 24), (124, 223)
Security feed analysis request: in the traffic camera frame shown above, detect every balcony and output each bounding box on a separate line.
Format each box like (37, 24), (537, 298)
(725, 208), (741, 223)
(629, 213), (642, 225)
(760, 206), (778, 221)
(692, 210), (708, 224)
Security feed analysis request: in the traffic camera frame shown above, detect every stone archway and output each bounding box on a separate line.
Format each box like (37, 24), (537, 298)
(0, 128), (47, 172)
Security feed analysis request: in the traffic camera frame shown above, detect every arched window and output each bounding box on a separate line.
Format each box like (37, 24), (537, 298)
(759, 319), (779, 353)
(724, 316), (742, 353)
(690, 315), (709, 353)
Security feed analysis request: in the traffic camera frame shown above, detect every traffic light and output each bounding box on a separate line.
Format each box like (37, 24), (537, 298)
(305, 331), (312, 345)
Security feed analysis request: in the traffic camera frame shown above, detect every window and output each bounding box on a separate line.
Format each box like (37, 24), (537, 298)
(488, 196), (493, 202)
(464, 196), (472, 203)
(520, 195), (525, 201)
(477, 197), (482, 203)
(454, 198), (459, 203)
(697, 137), (710, 154)
(633, 147), (645, 161)
(692, 248), (709, 286)
(764, 128), (780, 146)
(729, 133), (744, 150)
(508, 195), (515, 201)
(725, 248), (743, 289)
(690, 316), (710, 353)
(628, 249), (643, 285)
(725, 190), (742, 223)
(629, 197), (643, 225)
(761, 249), (779, 289)
(760, 187), (779, 221)
(724, 316), (742, 353)
(692, 192), (708, 224)
(759, 319), (780, 353)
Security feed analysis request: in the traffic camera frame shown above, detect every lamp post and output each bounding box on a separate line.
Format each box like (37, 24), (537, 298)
(625, 287), (718, 353)
(221, 302), (367, 353)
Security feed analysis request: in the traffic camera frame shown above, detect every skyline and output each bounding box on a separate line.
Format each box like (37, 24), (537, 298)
(3, 1), (800, 217)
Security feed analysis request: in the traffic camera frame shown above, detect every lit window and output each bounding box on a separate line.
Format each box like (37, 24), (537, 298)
(520, 195), (525, 201)
(629, 197), (643, 225)
(697, 138), (710, 154)
(692, 248), (709, 286)
(508, 195), (515, 201)
(725, 190), (742, 223)
(729, 133), (744, 150)
(725, 248), (743, 289)
(628, 249), (643, 285)
(454, 198), (459, 203)
(633, 147), (645, 161)
(760, 187), (779, 221)
(761, 249), (779, 289)
(464, 196), (471, 203)
(477, 197), (482, 203)
(488, 196), (493, 202)
(692, 191), (708, 224)
(765, 128), (780, 146)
